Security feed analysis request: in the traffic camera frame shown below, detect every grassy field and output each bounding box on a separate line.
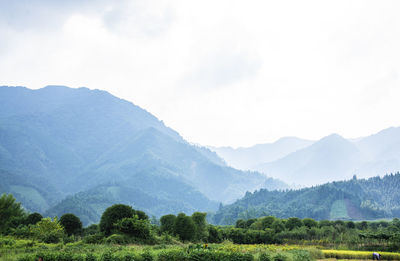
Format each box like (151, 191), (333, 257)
(1, 236), (399, 261)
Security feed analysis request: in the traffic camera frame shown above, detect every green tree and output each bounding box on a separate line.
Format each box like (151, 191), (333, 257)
(160, 214), (176, 235)
(271, 219), (285, 233)
(83, 224), (99, 236)
(134, 210), (149, 220)
(25, 212), (43, 225)
(30, 217), (64, 243)
(174, 213), (195, 242)
(100, 204), (135, 236)
(60, 213), (82, 236)
(261, 216), (276, 229)
(207, 225), (222, 243)
(302, 218), (318, 229)
(115, 216), (151, 239)
(191, 212), (208, 241)
(235, 219), (246, 229)
(286, 217), (303, 230)
(0, 194), (25, 234)
(346, 221), (355, 229)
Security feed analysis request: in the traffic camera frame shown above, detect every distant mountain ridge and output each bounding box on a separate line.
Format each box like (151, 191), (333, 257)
(211, 137), (314, 170)
(212, 128), (400, 186)
(0, 85), (284, 225)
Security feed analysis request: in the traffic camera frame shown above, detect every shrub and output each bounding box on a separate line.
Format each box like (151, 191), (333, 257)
(85, 253), (97, 261)
(259, 252), (273, 261)
(141, 251), (154, 261)
(30, 217), (64, 243)
(115, 216), (151, 240)
(289, 250), (312, 261)
(227, 252), (254, 261)
(273, 252), (291, 261)
(158, 249), (189, 261)
(306, 248), (323, 259)
(101, 250), (113, 261)
(83, 233), (105, 244)
(105, 234), (129, 245)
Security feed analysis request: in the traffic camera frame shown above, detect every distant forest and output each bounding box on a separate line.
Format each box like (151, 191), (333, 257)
(212, 173), (400, 225)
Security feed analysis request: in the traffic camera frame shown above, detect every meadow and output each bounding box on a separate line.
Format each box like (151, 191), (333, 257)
(2, 237), (400, 261)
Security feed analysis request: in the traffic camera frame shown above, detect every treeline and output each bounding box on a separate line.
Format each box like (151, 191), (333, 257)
(213, 173), (400, 224)
(223, 216), (400, 251)
(2, 193), (400, 252)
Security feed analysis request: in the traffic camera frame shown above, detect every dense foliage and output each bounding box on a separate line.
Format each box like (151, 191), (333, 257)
(1, 196), (400, 261)
(60, 213), (83, 236)
(213, 173), (400, 224)
(0, 194), (25, 234)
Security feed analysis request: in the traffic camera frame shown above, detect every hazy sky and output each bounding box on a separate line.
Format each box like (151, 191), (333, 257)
(1, 0), (400, 147)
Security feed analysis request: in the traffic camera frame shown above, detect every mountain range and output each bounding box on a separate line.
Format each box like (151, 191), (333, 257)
(212, 128), (400, 186)
(0, 85), (285, 225)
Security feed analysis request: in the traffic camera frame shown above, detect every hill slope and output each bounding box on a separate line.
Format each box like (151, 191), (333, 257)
(212, 173), (400, 225)
(255, 134), (365, 186)
(0, 85), (280, 224)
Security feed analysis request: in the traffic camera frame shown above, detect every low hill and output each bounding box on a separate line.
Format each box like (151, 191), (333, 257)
(212, 173), (400, 225)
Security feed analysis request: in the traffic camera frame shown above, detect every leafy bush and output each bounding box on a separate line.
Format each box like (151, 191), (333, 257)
(30, 217), (64, 243)
(227, 252), (254, 261)
(85, 253), (97, 261)
(288, 250), (312, 261)
(101, 250), (113, 261)
(83, 233), (105, 244)
(273, 252), (291, 261)
(305, 248), (323, 259)
(10, 225), (33, 238)
(158, 249), (189, 261)
(259, 252), (273, 261)
(105, 234), (129, 245)
(140, 251), (154, 261)
(0, 237), (16, 247)
(115, 216), (151, 240)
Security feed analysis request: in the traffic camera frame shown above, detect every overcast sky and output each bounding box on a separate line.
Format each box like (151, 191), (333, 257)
(1, 0), (400, 147)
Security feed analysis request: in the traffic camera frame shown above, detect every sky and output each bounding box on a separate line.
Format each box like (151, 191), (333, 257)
(1, 0), (400, 148)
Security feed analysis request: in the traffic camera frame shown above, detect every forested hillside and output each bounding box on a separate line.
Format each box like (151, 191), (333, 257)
(213, 173), (400, 225)
(0, 86), (284, 225)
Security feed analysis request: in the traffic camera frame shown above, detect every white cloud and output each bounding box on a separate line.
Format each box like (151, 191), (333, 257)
(1, 0), (400, 147)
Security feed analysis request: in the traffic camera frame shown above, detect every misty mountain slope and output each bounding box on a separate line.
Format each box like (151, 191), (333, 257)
(354, 127), (400, 177)
(0, 169), (60, 213)
(212, 173), (400, 225)
(211, 137), (313, 170)
(0, 85), (279, 220)
(63, 125), (268, 203)
(255, 134), (366, 186)
(46, 178), (218, 226)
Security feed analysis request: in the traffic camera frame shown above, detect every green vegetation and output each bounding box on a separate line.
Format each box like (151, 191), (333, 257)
(60, 213), (83, 236)
(213, 173), (400, 224)
(2, 194), (400, 261)
(0, 194), (25, 234)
